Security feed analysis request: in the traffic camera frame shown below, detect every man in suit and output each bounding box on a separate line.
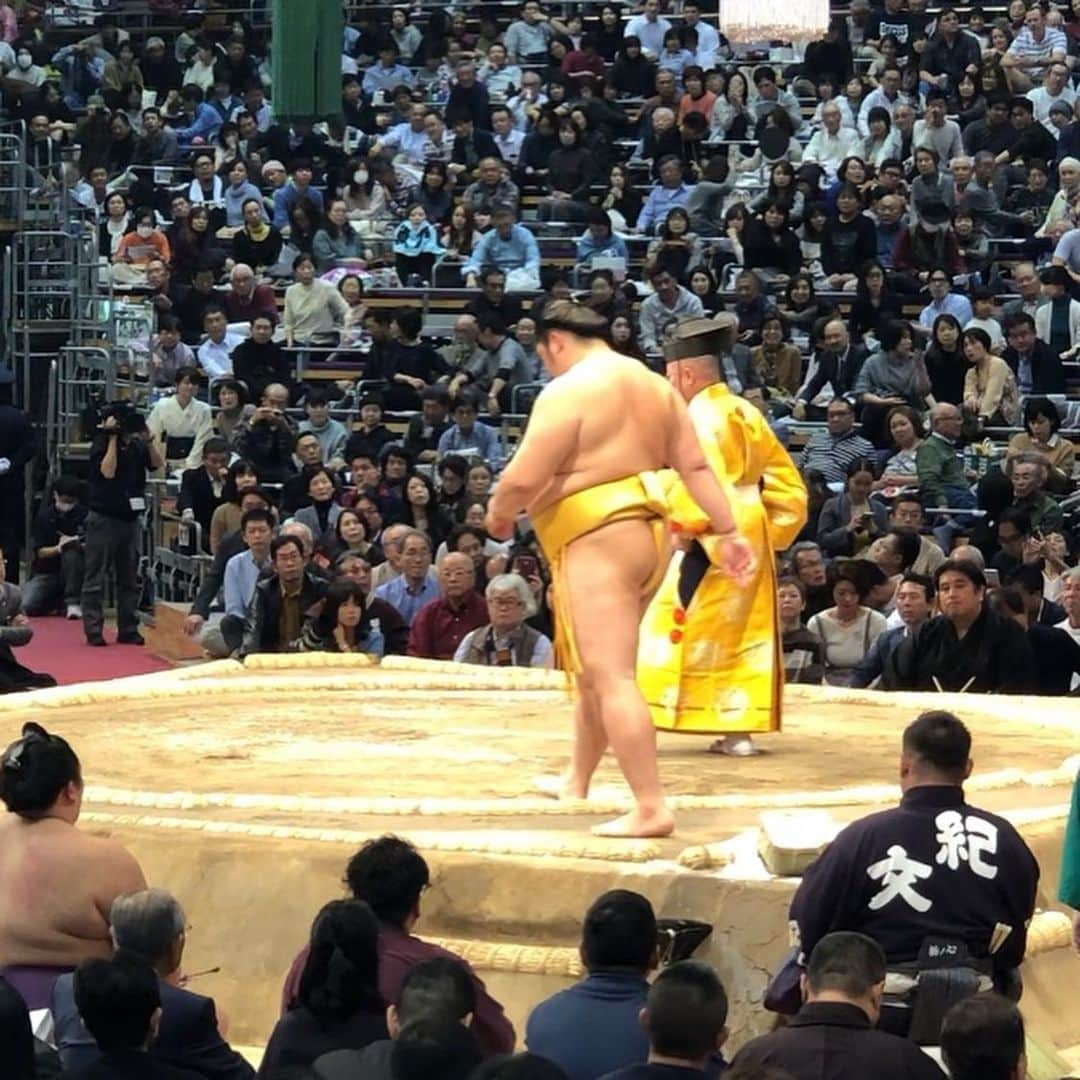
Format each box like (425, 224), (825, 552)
(64, 954), (202, 1080)
(53, 890), (253, 1080)
(1007, 562), (1066, 626)
(1002, 311), (1066, 395)
(999, 262), (1044, 322)
(177, 437), (230, 553)
(793, 318), (868, 421)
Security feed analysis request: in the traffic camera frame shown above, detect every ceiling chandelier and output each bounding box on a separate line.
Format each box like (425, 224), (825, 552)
(719, 0), (831, 43)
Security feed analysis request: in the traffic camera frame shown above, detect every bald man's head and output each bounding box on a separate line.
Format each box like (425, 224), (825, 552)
(439, 550), (476, 601)
(454, 316), (478, 343)
(931, 403), (962, 438)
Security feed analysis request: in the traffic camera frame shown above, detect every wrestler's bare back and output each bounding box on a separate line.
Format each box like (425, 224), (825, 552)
(523, 349), (687, 517)
(0, 814), (147, 967)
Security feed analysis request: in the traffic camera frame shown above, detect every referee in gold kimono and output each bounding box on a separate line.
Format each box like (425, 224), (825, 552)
(638, 315), (809, 755)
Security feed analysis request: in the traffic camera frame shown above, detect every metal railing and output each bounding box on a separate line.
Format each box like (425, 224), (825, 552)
(50, 345), (114, 469)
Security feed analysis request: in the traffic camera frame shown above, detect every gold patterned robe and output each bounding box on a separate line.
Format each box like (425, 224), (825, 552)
(638, 384), (808, 734)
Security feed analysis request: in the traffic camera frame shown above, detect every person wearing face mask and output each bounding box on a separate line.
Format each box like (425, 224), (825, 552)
(9, 46), (45, 89)
(112, 207), (170, 284)
(22, 476), (88, 619)
(892, 200), (963, 290)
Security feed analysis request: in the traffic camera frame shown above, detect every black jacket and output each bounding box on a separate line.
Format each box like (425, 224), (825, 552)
(231, 339), (295, 402)
(1003, 121), (1057, 167)
(53, 973), (253, 1080)
(730, 1001), (946, 1080)
(234, 416), (297, 485)
(1058, 120), (1080, 164)
(240, 567), (327, 656)
(0, 401), (36, 529)
(447, 83), (492, 134)
(797, 345), (868, 407)
(743, 220), (803, 277)
(1027, 623), (1080, 695)
(1003, 339), (1067, 396)
(822, 214), (877, 277)
(343, 425), (397, 465)
(403, 414), (451, 459)
(261, 1006), (388, 1075)
(920, 33), (980, 88)
(62, 1052), (203, 1080)
(1038, 597), (1067, 626)
(232, 227), (284, 274)
(884, 607), (1036, 694)
(451, 128), (499, 170)
(178, 468), (225, 549)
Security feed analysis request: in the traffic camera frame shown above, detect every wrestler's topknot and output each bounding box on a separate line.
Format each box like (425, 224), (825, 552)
(537, 299), (610, 340)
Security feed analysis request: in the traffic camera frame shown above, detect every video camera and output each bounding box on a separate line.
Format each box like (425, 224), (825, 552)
(97, 400), (148, 437)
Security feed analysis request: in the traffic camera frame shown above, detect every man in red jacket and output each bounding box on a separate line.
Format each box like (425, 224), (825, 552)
(407, 553), (488, 660)
(280, 836), (515, 1056)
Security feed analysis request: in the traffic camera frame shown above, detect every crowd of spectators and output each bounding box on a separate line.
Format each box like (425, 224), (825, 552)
(0, 6), (1077, 1080)
(7, 0), (1080, 677)
(0, 711), (1057, 1080)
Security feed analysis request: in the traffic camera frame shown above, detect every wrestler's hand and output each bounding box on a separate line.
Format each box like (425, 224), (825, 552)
(717, 535), (756, 586)
(485, 508), (515, 541)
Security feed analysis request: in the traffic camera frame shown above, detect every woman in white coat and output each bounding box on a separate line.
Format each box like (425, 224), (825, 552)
(1035, 265), (1080, 357)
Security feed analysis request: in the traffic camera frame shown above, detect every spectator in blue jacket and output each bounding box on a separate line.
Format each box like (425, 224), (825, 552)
(636, 155), (694, 235)
(272, 159), (325, 230)
(362, 39), (414, 98)
(526, 890), (657, 1080)
(170, 85), (223, 147)
(462, 205), (540, 287)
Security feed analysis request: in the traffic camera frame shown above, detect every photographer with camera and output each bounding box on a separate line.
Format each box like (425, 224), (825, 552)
(235, 383), (298, 485)
(82, 404), (162, 646)
(22, 475), (88, 619)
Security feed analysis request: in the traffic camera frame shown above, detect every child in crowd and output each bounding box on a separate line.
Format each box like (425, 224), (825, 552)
(964, 286), (1005, 352)
(393, 203), (445, 286)
(951, 208), (991, 284)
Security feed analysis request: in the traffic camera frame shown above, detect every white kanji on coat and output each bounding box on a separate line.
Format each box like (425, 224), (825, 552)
(867, 844), (933, 913)
(934, 810), (969, 871)
(933, 810), (999, 880)
(964, 815), (999, 880)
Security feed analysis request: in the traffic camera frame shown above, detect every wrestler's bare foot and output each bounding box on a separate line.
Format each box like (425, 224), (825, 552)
(592, 806), (675, 838)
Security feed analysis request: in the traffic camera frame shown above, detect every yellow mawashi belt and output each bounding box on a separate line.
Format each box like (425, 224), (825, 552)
(532, 472), (671, 675)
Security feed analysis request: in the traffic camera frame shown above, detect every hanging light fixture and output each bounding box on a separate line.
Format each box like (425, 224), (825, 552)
(719, 0), (830, 44)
